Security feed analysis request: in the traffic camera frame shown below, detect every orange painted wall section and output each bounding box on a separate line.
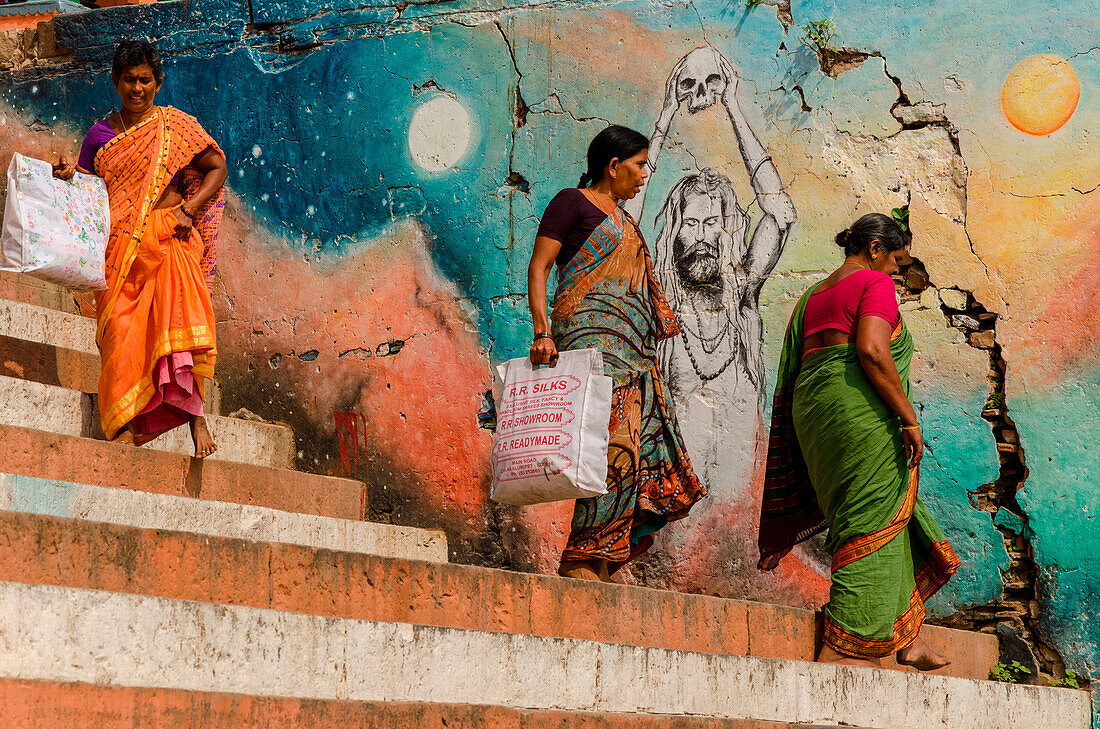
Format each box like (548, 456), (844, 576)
(0, 12), (52, 31)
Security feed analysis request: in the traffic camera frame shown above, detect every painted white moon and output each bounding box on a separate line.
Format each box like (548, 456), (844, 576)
(408, 95), (472, 172)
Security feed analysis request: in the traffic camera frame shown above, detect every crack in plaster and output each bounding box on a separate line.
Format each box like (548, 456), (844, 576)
(899, 255), (1068, 679)
(494, 19), (527, 251)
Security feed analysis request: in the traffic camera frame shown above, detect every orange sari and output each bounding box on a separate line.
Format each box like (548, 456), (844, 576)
(92, 106), (225, 442)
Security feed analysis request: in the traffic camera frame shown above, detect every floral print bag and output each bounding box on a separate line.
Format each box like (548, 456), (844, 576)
(1, 153), (109, 290)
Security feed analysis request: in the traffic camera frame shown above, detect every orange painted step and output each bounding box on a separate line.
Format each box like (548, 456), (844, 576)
(0, 333), (100, 392)
(0, 424), (364, 519)
(0, 679), (820, 728)
(0, 510), (997, 680)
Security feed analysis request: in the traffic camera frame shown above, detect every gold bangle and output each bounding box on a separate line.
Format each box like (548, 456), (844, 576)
(901, 424), (921, 431)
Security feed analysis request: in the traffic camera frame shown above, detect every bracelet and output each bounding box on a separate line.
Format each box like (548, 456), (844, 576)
(178, 206), (194, 220)
(901, 424), (921, 431)
(532, 333), (553, 342)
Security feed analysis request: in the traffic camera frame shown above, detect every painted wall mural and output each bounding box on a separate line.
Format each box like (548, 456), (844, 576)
(1, 0), (1096, 716)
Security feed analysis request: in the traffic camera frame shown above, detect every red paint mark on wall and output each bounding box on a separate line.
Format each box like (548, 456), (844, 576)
(334, 411), (368, 479)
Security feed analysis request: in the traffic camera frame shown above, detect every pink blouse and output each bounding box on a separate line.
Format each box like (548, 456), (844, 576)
(803, 269), (899, 337)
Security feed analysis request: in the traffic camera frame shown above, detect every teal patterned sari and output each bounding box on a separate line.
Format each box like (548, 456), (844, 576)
(551, 192), (705, 572)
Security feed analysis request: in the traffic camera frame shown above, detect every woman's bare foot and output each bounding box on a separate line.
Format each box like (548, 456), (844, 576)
(112, 426), (135, 446)
(558, 558), (612, 582)
(816, 644), (882, 669)
(189, 416), (217, 458)
(558, 559), (602, 581)
(896, 636), (950, 671)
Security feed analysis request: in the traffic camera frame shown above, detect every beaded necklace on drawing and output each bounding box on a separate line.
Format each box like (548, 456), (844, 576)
(680, 327), (740, 382)
(677, 296), (740, 382)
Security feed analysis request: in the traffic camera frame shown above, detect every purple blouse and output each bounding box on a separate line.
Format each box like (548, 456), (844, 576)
(537, 188), (610, 266)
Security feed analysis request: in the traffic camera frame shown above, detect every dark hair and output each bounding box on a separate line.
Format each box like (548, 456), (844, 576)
(835, 213), (908, 256)
(578, 125), (649, 188)
(112, 40), (164, 84)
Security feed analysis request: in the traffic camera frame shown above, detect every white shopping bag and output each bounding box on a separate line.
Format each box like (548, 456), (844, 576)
(490, 348), (613, 506)
(1, 153), (109, 290)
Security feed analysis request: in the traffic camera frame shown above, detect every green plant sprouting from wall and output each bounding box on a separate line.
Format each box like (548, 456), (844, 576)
(892, 206), (911, 235)
(745, 0), (764, 10)
(800, 20), (838, 54)
(1047, 670), (1080, 689)
(990, 661), (1032, 683)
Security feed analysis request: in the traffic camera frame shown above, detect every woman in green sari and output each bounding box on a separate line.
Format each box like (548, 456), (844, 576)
(758, 213), (959, 669)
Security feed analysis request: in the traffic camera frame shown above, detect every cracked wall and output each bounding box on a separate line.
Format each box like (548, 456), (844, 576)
(1, 0), (1096, 712)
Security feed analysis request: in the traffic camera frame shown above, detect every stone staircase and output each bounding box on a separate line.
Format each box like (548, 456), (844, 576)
(0, 269), (1091, 728)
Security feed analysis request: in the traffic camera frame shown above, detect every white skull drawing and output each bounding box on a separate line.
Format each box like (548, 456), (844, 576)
(676, 46), (728, 113)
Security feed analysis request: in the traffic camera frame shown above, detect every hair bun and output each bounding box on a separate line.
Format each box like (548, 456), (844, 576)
(835, 229), (849, 248)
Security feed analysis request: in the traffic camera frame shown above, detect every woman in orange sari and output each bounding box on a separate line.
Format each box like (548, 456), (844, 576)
(54, 40), (227, 457)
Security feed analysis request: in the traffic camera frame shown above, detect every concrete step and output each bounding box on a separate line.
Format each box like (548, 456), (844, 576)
(0, 374), (286, 467)
(0, 581), (1088, 729)
(0, 508), (994, 681)
(0, 297), (95, 354)
(0, 270), (81, 314)
(0, 473), (446, 563)
(0, 680), (843, 728)
(0, 423), (365, 520)
(0, 333), (99, 392)
(0, 296), (222, 411)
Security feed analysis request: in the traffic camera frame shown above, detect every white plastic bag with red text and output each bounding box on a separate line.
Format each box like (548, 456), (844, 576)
(490, 348), (613, 506)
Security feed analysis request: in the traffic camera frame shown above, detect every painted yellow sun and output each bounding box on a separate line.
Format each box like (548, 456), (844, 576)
(1001, 54), (1080, 136)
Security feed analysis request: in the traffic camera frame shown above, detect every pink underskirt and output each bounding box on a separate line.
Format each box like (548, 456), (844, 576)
(129, 351), (204, 440)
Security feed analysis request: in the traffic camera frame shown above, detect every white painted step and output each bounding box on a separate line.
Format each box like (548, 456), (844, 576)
(0, 298), (96, 354)
(0, 582), (1088, 729)
(0, 473), (447, 563)
(0, 296), (223, 412)
(0, 374), (291, 468)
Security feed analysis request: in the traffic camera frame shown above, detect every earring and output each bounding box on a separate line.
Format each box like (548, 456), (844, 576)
(871, 253), (878, 260)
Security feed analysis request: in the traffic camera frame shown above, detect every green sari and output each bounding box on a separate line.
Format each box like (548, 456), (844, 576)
(758, 285), (960, 658)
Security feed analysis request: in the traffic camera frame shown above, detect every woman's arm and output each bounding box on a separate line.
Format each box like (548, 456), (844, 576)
(855, 315), (923, 467)
(172, 147), (228, 237)
(181, 147), (228, 216)
(527, 235), (562, 366)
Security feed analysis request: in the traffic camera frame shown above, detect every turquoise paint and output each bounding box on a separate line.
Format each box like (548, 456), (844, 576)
(0, 474), (74, 520)
(1016, 376), (1100, 683)
(915, 388), (1008, 613)
(994, 507), (1028, 537)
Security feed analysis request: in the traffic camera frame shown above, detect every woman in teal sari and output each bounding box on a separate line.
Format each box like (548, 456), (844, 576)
(527, 126), (705, 582)
(758, 213), (959, 669)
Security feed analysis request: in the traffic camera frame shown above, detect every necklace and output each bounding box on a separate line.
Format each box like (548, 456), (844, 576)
(683, 294), (730, 354)
(118, 107), (153, 133)
(586, 186), (618, 206)
(679, 326), (740, 382)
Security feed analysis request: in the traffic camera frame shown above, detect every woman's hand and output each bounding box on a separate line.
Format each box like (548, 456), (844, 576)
(902, 426), (924, 469)
(529, 336), (559, 367)
(52, 156), (76, 181)
(172, 206), (194, 240)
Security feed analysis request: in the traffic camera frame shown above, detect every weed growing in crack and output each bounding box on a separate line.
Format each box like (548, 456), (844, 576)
(800, 20), (838, 55)
(990, 660), (1032, 683)
(745, 0), (764, 10)
(1047, 670), (1081, 689)
(799, 19), (876, 78)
